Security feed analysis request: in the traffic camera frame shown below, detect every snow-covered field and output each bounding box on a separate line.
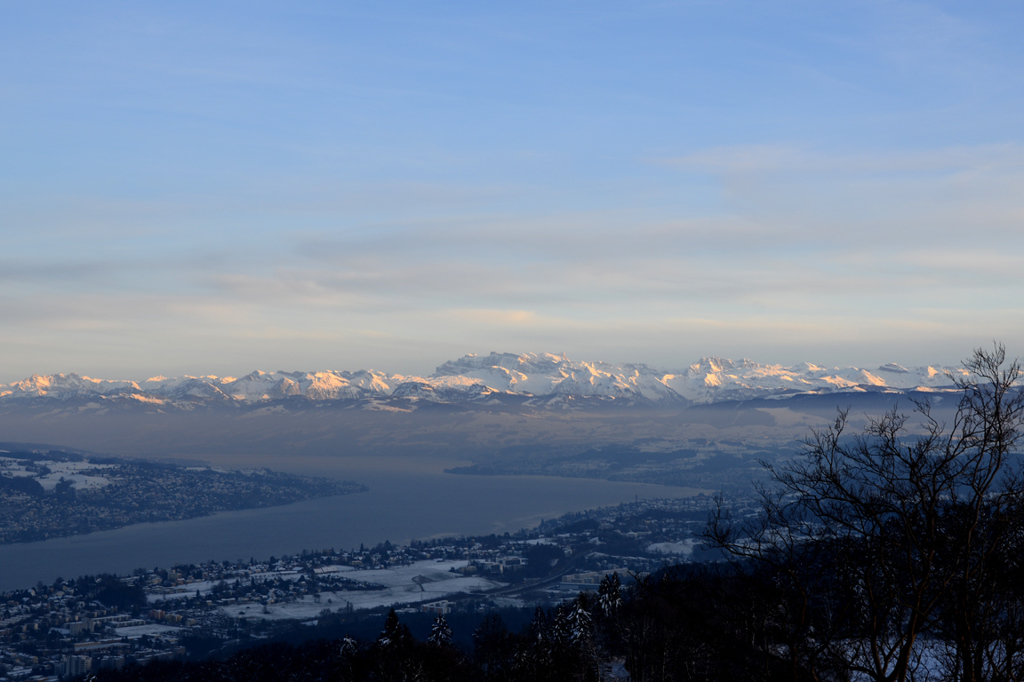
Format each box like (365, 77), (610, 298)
(647, 539), (696, 556)
(148, 559), (505, 619)
(37, 460), (114, 491)
(0, 456), (33, 478)
(150, 565), (358, 603)
(113, 624), (183, 639)
(0, 456), (113, 491)
(215, 560), (504, 621)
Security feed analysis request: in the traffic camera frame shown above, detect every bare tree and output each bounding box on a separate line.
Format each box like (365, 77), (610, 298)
(704, 344), (1024, 682)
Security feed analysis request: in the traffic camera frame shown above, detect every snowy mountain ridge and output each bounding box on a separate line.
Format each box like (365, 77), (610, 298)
(0, 352), (970, 410)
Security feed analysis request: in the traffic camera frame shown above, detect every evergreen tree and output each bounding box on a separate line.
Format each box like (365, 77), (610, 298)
(527, 606), (551, 653)
(569, 596), (601, 682)
(340, 633), (357, 656)
(375, 609), (416, 681)
(427, 613), (453, 648)
(568, 598), (593, 649)
(377, 608), (411, 649)
(551, 604), (572, 650)
(474, 613), (512, 681)
(598, 572), (622, 617)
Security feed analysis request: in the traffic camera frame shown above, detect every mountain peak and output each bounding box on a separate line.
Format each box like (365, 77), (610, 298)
(0, 353), (969, 410)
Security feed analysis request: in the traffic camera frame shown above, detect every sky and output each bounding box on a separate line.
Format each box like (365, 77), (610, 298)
(2, 1), (1023, 381)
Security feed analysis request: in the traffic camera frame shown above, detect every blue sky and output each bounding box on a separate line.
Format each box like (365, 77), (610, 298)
(2, 1), (1023, 380)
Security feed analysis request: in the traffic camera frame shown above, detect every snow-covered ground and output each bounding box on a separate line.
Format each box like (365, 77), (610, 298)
(113, 624), (182, 639)
(36, 460), (114, 491)
(0, 456), (34, 478)
(524, 537), (558, 545)
(647, 539), (696, 556)
(0, 456), (113, 490)
(213, 560), (504, 621)
(149, 559), (506, 618)
(149, 581), (220, 602)
(149, 565), (363, 603)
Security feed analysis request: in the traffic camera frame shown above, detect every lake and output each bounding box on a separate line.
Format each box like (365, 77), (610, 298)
(0, 457), (702, 591)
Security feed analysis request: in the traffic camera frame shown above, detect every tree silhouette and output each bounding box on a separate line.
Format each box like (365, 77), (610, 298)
(705, 344), (1024, 682)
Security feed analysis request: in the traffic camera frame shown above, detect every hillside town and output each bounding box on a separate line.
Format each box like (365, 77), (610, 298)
(0, 495), (725, 681)
(0, 452), (365, 544)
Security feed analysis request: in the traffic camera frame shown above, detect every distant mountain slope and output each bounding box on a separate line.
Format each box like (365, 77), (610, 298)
(0, 352), (969, 411)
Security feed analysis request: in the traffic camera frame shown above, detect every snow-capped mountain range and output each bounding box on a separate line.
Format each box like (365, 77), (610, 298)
(0, 353), (970, 411)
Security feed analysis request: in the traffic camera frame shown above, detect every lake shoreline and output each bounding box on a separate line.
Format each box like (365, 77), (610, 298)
(0, 469), (698, 591)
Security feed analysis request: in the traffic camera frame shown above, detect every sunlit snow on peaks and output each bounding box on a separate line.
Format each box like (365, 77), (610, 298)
(0, 352), (979, 408)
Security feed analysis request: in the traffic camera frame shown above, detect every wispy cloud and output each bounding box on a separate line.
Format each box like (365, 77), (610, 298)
(448, 309), (540, 326)
(2, 2), (1022, 379)
(7, 140), (1021, 357)
(661, 143), (1024, 176)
